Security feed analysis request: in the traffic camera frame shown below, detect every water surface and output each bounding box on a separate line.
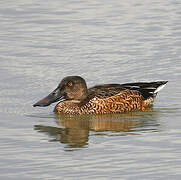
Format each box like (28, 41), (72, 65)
(0, 0), (181, 179)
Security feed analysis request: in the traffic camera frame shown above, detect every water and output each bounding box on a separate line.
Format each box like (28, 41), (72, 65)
(0, 0), (181, 179)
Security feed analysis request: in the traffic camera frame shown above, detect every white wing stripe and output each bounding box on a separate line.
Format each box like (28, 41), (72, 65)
(154, 84), (167, 93)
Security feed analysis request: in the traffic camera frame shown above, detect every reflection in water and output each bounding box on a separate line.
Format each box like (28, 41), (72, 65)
(34, 124), (89, 149)
(34, 108), (160, 149)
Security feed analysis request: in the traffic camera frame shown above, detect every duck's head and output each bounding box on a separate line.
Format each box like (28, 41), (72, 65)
(33, 76), (88, 107)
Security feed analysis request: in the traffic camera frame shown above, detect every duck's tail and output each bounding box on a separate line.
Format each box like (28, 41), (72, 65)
(122, 81), (168, 99)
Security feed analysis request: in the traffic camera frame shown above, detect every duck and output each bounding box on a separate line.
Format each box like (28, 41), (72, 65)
(33, 76), (167, 115)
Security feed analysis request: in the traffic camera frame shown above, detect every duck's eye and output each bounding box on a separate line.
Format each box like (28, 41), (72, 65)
(67, 82), (73, 87)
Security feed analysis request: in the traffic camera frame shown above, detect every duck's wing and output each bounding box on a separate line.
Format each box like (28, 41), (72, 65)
(88, 84), (127, 98)
(88, 81), (168, 99)
(120, 81), (168, 99)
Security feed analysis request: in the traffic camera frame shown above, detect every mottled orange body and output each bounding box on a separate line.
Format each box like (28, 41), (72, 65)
(55, 90), (149, 115)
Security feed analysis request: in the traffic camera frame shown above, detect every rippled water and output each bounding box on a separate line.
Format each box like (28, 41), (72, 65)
(1, 0), (181, 179)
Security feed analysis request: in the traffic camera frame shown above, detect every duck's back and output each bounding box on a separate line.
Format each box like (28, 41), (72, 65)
(88, 81), (167, 99)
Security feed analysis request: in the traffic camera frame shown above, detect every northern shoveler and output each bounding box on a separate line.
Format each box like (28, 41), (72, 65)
(33, 76), (167, 115)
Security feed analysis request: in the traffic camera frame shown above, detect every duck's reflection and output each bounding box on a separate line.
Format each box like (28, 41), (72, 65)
(34, 109), (159, 149)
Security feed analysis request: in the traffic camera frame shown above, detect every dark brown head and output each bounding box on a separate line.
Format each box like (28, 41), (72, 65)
(33, 76), (88, 107)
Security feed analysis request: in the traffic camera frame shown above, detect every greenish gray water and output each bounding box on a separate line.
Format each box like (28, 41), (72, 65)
(0, 0), (181, 179)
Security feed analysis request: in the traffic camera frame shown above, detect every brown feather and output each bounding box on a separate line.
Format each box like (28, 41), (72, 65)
(55, 90), (145, 115)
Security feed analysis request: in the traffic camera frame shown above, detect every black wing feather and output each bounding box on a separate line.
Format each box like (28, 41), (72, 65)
(88, 81), (168, 99)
